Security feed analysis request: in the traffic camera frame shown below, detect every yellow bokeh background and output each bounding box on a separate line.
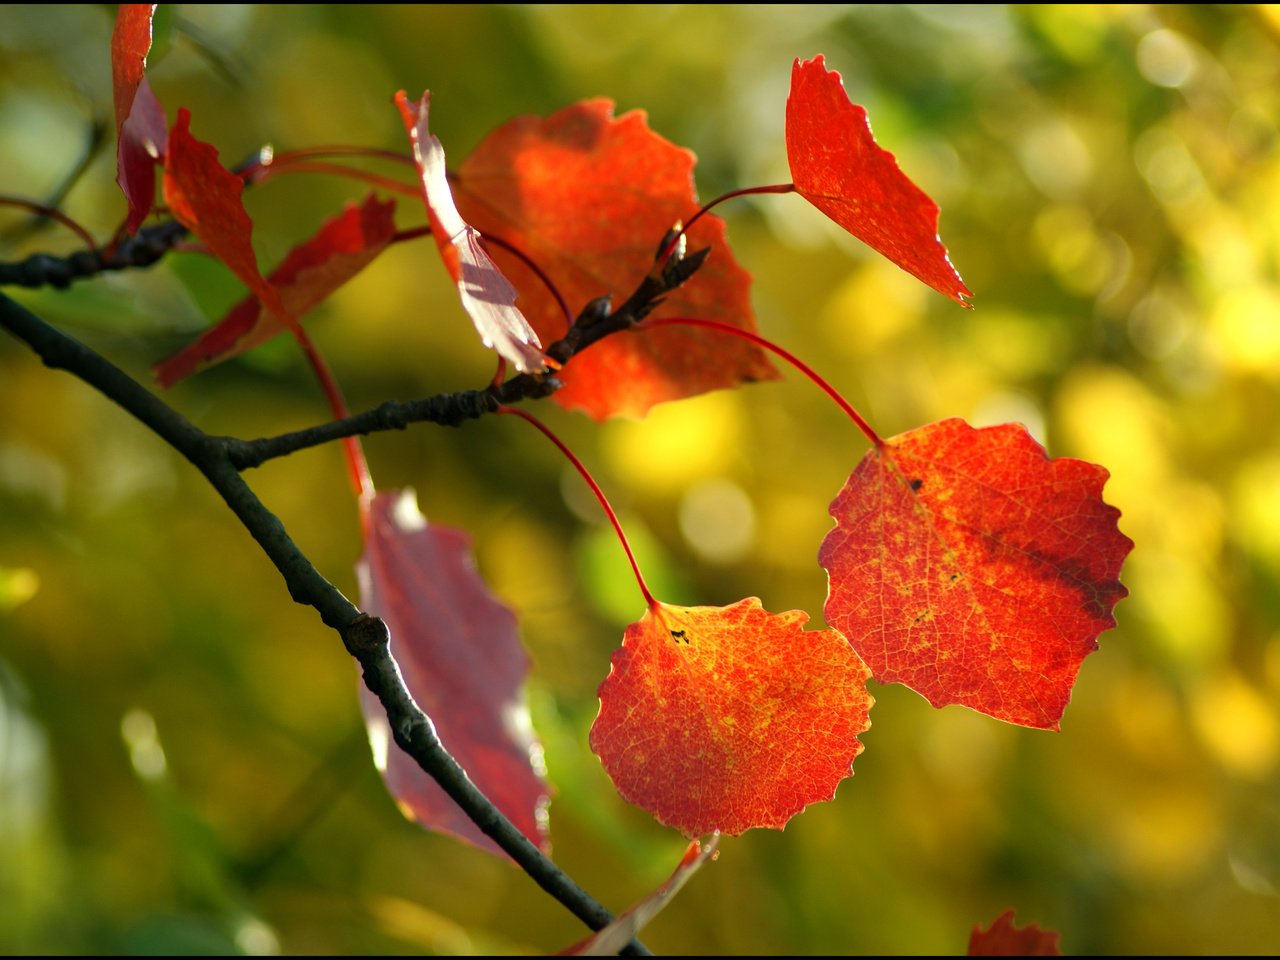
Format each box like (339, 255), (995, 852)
(2, 4), (1278, 954)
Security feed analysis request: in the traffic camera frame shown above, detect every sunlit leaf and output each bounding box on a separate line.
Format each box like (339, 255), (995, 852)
(820, 418), (1131, 729)
(162, 108), (289, 324)
(787, 54), (972, 305)
(111, 4), (166, 233)
(591, 598), (872, 837)
(395, 90), (546, 375)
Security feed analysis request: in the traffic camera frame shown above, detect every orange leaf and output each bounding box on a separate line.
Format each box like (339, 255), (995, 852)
(820, 419), (1132, 730)
(969, 909), (1063, 956)
(162, 108), (288, 324)
(111, 4), (166, 234)
(787, 55), (972, 306)
(155, 195), (397, 387)
(358, 489), (549, 857)
(591, 599), (872, 837)
(455, 99), (778, 420)
(394, 90), (546, 375)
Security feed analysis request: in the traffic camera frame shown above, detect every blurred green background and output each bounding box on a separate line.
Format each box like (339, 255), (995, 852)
(2, 4), (1279, 954)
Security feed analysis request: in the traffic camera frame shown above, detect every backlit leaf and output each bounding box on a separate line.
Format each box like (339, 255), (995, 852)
(969, 909), (1063, 956)
(820, 419), (1132, 730)
(357, 489), (549, 857)
(162, 108), (289, 325)
(455, 99), (778, 420)
(591, 598), (872, 837)
(111, 4), (166, 233)
(110, 4), (153, 134)
(787, 54), (972, 306)
(395, 90), (547, 375)
(155, 194), (396, 386)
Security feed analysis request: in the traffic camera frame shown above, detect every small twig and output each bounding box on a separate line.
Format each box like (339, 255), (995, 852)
(0, 195), (99, 251)
(0, 116), (108, 245)
(229, 238), (711, 468)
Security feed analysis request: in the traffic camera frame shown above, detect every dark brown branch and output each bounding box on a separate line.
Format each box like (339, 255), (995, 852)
(0, 290), (650, 956)
(229, 242), (711, 469)
(0, 220), (189, 289)
(0, 216), (711, 955)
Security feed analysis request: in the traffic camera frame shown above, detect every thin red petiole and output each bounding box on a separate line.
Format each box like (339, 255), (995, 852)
(259, 145), (415, 167)
(293, 326), (374, 502)
(498, 406), (657, 610)
(245, 160), (419, 197)
(0, 195), (98, 250)
(642, 316), (883, 448)
(240, 145), (414, 182)
(656, 183), (796, 264)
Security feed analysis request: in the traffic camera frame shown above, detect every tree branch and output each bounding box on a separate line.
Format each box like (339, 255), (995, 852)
(0, 220), (189, 288)
(0, 290), (650, 955)
(229, 243), (712, 469)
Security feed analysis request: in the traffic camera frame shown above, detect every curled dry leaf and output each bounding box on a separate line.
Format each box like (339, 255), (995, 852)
(395, 90), (547, 375)
(591, 598), (872, 837)
(820, 418), (1132, 729)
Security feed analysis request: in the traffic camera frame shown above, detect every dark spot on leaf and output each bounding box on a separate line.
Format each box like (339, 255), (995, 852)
(909, 478), (923, 492)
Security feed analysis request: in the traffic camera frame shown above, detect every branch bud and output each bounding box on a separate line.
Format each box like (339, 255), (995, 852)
(344, 612), (390, 659)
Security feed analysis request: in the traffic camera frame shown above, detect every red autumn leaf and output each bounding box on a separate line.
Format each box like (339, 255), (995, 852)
(590, 598), (872, 837)
(155, 194), (397, 387)
(819, 419), (1132, 730)
(394, 90), (547, 375)
(558, 835), (719, 956)
(454, 99), (779, 420)
(969, 909), (1063, 956)
(110, 4), (153, 135)
(786, 54), (972, 306)
(162, 108), (289, 324)
(357, 488), (549, 857)
(111, 4), (167, 234)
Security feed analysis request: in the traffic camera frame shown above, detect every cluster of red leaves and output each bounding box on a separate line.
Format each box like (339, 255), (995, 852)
(453, 98), (778, 419)
(586, 58), (1129, 842)
(110, 11), (1131, 942)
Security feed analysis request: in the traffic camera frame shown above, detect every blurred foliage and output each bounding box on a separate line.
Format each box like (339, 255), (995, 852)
(2, 3), (1279, 955)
